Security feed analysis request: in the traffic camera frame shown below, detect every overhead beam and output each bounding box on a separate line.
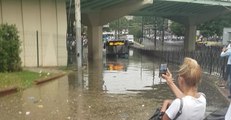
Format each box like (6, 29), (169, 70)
(91, 0), (124, 9)
(149, 1), (179, 12)
(189, 9), (230, 25)
(131, 1), (231, 18)
(167, 8), (229, 25)
(99, 0), (153, 25)
(81, 0), (126, 13)
(98, 0), (126, 9)
(81, 0), (102, 9)
(159, 0), (231, 6)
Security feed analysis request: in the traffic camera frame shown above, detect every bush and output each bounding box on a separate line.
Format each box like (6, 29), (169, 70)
(0, 24), (22, 72)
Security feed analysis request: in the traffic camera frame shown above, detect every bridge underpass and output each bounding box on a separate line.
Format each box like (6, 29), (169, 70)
(74, 0), (231, 65)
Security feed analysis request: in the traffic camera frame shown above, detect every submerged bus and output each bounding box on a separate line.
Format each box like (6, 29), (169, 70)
(105, 39), (129, 58)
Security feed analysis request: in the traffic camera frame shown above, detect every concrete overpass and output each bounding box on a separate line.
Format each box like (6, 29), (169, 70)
(80, 0), (231, 62)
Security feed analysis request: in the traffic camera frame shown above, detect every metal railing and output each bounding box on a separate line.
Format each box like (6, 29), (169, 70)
(137, 46), (227, 79)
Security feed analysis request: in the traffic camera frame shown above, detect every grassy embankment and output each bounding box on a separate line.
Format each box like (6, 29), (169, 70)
(0, 70), (50, 91)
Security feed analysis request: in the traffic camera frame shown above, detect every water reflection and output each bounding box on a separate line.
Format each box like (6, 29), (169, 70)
(22, 78), (69, 119)
(0, 77), (70, 120)
(102, 53), (164, 94)
(67, 49), (165, 94)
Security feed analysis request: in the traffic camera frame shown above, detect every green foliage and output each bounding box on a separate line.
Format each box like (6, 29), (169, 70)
(198, 13), (231, 37)
(0, 23), (22, 72)
(128, 16), (142, 38)
(109, 17), (129, 31)
(108, 16), (168, 39)
(129, 25), (142, 39)
(143, 16), (165, 30)
(109, 16), (141, 39)
(170, 22), (185, 36)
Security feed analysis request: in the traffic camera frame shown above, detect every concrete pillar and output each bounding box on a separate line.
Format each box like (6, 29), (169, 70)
(88, 59), (103, 91)
(184, 24), (196, 51)
(87, 25), (103, 61)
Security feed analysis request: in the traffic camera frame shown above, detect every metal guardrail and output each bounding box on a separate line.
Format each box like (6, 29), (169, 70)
(138, 46), (227, 79)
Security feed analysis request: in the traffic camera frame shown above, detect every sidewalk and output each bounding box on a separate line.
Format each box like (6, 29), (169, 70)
(216, 84), (231, 102)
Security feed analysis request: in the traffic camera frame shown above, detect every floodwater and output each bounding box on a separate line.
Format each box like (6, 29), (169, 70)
(0, 48), (229, 120)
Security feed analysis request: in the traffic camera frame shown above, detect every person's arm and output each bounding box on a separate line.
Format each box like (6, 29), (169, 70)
(162, 99), (181, 120)
(162, 69), (184, 98)
(160, 100), (172, 120)
(221, 47), (229, 57)
(160, 99), (172, 112)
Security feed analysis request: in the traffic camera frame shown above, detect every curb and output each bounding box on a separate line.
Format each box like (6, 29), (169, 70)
(0, 72), (66, 97)
(0, 86), (18, 97)
(215, 84), (231, 102)
(133, 41), (144, 48)
(34, 72), (66, 85)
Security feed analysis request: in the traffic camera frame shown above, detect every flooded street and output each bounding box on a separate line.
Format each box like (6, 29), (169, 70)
(0, 48), (229, 120)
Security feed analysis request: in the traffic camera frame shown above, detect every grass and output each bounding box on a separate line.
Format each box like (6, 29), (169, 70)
(0, 70), (49, 90)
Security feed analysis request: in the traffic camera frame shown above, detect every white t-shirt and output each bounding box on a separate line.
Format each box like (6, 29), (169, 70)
(165, 93), (206, 120)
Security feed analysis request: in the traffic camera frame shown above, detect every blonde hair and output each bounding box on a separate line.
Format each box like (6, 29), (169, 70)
(178, 57), (202, 87)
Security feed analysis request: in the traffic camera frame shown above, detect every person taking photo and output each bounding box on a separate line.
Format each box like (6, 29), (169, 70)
(220, 41), (231, 99)
(160, 57), (206, 120)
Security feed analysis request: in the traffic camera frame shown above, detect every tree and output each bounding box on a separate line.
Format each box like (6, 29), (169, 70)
(129, 24), (142, 39)
(108, 16), (168, 40)
(109, 17), (129, 32)
(198, 13), (231, 37)
(109, 16), (141, 39)
(128, 16), (142, 39)
(0, 24), (22, 72)
(170, 21), (185, 37)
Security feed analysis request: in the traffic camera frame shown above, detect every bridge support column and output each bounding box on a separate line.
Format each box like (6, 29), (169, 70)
(87, 25), (103, 62)
(184, 24), (196, 51)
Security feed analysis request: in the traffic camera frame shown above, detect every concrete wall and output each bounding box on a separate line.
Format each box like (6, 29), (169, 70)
(0, 0), (67, 67)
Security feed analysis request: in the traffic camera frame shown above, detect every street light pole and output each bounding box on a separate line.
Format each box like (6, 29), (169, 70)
(154, 17), (157, 49)
(75, 0), (82, 69)
(142, 16), (144, 44)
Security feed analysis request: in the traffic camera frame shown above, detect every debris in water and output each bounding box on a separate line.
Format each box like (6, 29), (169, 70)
(37, 105), (43, 108)
(18, 111), (22, 114)
(26, 111), (30, 115)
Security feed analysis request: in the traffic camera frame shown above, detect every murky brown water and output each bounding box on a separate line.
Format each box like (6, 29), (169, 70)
(0, 48), (229, 120)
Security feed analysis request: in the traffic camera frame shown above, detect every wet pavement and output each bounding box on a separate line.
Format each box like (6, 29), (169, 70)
(0, 46), (230, 120)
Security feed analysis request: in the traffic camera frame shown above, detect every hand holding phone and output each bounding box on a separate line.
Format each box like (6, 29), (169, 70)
(159, 64), (167, 77)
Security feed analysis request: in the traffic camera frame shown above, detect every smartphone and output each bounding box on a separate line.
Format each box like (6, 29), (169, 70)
(159, 64), (167, 77)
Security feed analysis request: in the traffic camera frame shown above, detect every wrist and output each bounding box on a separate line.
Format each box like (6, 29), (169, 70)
(166, 78), (174, 85)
